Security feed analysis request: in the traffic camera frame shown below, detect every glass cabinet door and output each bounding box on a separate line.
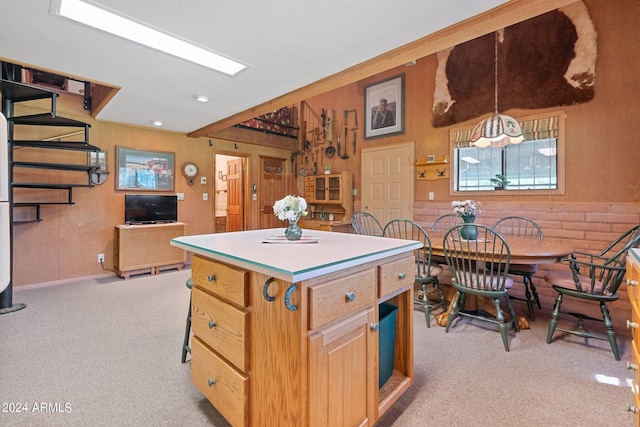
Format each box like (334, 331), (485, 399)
(328, 176), (341, 201)
(315, 177), (326, 201)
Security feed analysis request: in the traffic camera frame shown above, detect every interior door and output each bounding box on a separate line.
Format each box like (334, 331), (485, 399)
(259, 156), (286, 229)
(361, 142), (414, 225)
(226, 158), (244, 232)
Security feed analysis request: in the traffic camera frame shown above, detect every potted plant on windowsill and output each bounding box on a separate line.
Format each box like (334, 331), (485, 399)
(490, 174), (510, 190)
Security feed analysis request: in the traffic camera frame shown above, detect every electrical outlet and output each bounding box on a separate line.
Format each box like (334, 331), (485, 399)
(202, 193), (208, 201)
(98, 253), (105, 263)
(201, 176), (207, 184)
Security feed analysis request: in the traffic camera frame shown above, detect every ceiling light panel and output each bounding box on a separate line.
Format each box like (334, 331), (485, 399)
(50, 0), (248, 76)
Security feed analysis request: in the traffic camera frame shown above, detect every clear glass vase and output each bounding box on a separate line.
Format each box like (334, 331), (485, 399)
(284, 217), (303, 241)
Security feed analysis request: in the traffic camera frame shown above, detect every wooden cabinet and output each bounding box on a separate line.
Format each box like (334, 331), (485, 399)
(300, 171), (352, 231)
(627, 249), (640, 425)
(114, 222), (186, 278)
(215, 216), (226, 233)
(308, 307), (376, 427)
(190, 255), (250, 426)
(179, 230), (416, 427)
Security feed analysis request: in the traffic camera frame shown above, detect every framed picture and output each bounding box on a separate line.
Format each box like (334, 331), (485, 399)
(364, 74), (405, 140)
(115, 146), (175, 191)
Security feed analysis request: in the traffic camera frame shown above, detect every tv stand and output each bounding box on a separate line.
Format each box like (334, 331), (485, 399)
(114, 222), (186, 279)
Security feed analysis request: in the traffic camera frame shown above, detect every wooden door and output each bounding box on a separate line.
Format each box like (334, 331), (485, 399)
(259, 157), (286, 229)
(361, 142), (414, 225)
(227, 158), (244, 232)
(308, 307), (376, 427)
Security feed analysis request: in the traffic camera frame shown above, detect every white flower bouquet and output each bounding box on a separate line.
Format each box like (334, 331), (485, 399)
(273, 195), (308, 222)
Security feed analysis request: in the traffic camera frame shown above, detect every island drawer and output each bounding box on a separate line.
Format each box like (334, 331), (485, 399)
(192, 255), (248, 307)
(192, 287), (249, 372)
(308, 268), (376, 330)
(378, 255), (415, 298)
(191, 337), (249, 427)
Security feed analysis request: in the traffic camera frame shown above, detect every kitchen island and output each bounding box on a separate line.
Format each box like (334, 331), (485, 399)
(171, 229), (421, 426)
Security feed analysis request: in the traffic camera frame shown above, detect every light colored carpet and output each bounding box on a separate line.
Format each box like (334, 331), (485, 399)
(1, 270), (635, 426)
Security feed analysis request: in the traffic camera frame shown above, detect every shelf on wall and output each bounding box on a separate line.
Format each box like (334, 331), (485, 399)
(415, 155), (449, 181)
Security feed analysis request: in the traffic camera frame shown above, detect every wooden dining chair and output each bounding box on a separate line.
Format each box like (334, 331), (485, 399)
(351, 211), (384, 236)
(443, 224), (519, 351)
(545, 225), (640, 360)
(383, 219), (445, 328)
(492, 216), (543, 320)
(431, 214), (462, 264)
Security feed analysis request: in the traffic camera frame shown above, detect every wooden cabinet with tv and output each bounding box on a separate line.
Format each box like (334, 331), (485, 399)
(114, 222), (186, 278)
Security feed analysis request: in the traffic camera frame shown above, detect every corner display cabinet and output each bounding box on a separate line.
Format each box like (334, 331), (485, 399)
(627, 248), (640, 424)
(300, 171), (352, 232)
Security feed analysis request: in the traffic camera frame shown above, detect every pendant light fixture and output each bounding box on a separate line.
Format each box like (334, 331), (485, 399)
(469, 31), (524, 148)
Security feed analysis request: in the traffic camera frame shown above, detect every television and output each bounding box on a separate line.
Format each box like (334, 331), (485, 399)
(124, 195), (178, 224)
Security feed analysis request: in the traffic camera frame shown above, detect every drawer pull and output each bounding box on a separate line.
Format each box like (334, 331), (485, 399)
(628, 320), (639, 330)
(208, 378), (216, 387)
(208, 321), (217, 329)
(207, 275), (216, 283)
(627, 361), (638, 371)
(628, 279), (638, 286)
(627, 404), (638, 413)
(263, 277), (276, 302)
(285, 284), (298, 311)
(345, 292), (356, 302)
(398, 272), (407, 280)
(370, 323), (379, 332)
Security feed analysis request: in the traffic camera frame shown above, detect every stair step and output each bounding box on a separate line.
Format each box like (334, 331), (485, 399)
(9, 113), (90, 128)
(11, 140), (100, 151)
(14, 202), (75, 206)
(13, 161), (97, 172)
(0, 79), (57, 103)
(12, 182), (93, 189)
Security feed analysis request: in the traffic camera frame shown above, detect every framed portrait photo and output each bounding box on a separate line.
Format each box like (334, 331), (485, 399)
(364, 74), (405, 140)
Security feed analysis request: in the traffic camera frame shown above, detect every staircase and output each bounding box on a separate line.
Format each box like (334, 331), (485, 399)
(1, 79), (102, 223)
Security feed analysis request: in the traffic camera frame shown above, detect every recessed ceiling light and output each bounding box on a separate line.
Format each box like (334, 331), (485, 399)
(195, 95), (209, 103)
(50, 0), (248, 76)
(152, 120), (163, 127)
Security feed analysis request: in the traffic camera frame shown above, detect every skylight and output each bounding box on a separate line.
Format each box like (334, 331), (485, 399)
(50, 0), (247, 76)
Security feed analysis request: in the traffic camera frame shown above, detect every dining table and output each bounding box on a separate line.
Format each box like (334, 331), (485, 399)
(425, 230), (574, 328)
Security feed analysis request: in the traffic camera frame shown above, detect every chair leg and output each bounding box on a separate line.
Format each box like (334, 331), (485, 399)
(493, 298), (511, 352)
(527, 275), (542, 310)
(422, 283), (431, 328)
(522, 274), (536, 321)
(600, 302), (620, 361)
(445, 291), (463, 332)
(506, 296), (520, 332)
(547, 293), (563, 344)
(181, 293), (192, 363)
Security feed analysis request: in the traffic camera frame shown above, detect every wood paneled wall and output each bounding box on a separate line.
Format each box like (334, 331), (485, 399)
(12, 0), (640, 288)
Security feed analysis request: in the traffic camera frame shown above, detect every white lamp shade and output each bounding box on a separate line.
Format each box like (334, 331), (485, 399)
(470, 114), (524, 148)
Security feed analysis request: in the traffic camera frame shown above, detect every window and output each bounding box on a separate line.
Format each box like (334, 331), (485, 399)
(451, 111), (564, 193)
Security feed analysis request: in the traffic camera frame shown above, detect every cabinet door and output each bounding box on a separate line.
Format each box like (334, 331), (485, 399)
(327, 176), (342, 201)
(314, 176), (327, 201)
(308, 307), (376, 427)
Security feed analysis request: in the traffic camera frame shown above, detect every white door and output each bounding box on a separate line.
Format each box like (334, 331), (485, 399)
(361, 142), (414, 226)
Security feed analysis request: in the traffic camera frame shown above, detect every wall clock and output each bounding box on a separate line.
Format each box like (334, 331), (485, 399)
(182, 162), (199, 186)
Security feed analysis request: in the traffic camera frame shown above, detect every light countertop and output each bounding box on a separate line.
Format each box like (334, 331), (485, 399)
(171, 228), (421, 282)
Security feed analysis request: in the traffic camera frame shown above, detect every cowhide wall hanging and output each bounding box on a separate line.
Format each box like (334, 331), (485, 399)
(432, 1), (597, 128)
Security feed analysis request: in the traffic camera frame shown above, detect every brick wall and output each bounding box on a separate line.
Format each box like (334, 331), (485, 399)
(413, 201), (640, 320)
